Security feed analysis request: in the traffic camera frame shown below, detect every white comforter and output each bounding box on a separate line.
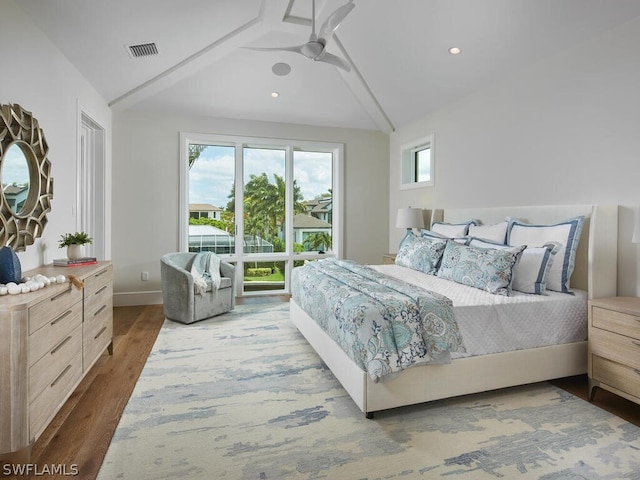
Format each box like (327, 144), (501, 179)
(370, 264), (587, 358)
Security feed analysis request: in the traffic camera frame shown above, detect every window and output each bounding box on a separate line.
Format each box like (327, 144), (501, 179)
(180, 133), (343, 296)
(401, 134), (434, 189)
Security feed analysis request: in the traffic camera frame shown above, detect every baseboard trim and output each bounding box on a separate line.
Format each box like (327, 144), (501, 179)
(114, 291), (163, 307)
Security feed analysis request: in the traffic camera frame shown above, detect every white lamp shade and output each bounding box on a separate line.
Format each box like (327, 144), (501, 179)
(633, 206), (640, 244)
(396, 207), (425, 229)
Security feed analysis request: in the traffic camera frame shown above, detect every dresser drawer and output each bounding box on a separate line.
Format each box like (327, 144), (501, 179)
(29, 354), (82, 440)
(592, 355), (640, 400)
(29, 325), (82, 402)
(590, 328), (640, 370)
(83, 264), (112, 298)
(592, 306), (640, 340)
(83, 314), (113, 371)
(29, 285), (83, 335)
(29, 301), (83, 366)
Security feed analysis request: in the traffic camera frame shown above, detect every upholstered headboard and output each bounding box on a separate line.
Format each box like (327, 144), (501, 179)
(430, 205), (618, 299)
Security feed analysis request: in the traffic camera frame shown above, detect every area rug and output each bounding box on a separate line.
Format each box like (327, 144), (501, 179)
(98, 302), (640, 479)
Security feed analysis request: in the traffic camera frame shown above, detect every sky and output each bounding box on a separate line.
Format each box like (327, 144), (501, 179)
(189, 145), (332, 209)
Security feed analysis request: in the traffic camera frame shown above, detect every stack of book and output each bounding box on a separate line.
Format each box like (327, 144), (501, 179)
(53, 257), (98, 267)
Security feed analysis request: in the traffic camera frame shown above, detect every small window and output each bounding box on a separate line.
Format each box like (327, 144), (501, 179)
(401, 134), (434, 189)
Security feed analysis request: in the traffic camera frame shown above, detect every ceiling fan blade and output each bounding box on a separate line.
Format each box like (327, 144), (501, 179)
(244, 45), (306, 55)
(318, 2), (355, 42)
(316, 51), (351, 72)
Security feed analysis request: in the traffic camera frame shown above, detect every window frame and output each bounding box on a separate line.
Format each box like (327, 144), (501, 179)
(400, 133), (435, 190)
(179, 132), (344, 295)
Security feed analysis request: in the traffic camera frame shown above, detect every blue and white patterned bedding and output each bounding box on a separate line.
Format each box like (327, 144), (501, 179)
(290, 258), (465, 382)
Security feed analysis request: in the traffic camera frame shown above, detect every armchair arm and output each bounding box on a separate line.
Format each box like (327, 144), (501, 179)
(160, 256), (195, 323)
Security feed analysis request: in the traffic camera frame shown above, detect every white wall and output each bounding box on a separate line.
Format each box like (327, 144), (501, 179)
(0, 1), (111, 271)
(111, 110), (388, 304)
(390, 17), (640, 296)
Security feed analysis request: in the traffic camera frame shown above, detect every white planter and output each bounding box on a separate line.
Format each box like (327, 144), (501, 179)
(67, 244), (86, 260)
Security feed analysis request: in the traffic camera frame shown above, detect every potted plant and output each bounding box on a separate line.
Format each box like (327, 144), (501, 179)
(59, 231), (93, 260)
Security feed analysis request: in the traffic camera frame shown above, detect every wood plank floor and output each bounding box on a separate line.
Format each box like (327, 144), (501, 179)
(15, 296), (640, 479)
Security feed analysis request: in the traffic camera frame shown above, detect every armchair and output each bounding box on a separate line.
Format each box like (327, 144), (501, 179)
(160, 252), (236, 324)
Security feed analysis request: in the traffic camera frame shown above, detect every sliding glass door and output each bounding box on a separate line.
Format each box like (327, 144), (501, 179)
(181, 134), (342, 296)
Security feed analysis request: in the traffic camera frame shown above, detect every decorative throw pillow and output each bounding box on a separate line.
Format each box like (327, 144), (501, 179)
(431, 220), (477, 238)
(468, 221), (508, 244)
(395, 232), (447, 275)
(468, 238), (560, 294)
(507, 216), (584, 293)
(437, 240), (525, 295)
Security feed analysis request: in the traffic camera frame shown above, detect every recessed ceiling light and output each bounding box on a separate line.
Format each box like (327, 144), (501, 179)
(272, 62), (291, 76)
(448, 47), (462, 55)
(271, 92), (280, 98)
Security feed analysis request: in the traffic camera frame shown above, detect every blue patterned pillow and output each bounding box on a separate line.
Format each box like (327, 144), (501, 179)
(395, 232), (447, 275)
(469, 238), (560, 294)
(437, 240), (525, 295)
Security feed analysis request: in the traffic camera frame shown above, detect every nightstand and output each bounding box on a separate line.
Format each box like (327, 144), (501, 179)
(382, 254), (397, 265)
(588, 296), (640, 405)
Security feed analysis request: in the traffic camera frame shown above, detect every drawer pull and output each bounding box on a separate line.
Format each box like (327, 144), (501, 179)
(51, 335), (72, 355)
(94, 326), (108, 340)
(51, 365), (73, 388)
(96, 285), (108, 295)
(94, 269), (107, 278)
(51, 310), (72, 326)
(51, 288), (72, 301)
(94, 305), (107, 316)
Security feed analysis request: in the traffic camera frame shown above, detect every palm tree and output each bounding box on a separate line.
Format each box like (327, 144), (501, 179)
(305, 231), (332, 252)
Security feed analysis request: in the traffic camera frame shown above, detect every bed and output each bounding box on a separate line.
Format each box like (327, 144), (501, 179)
(290, 204), (618, 418)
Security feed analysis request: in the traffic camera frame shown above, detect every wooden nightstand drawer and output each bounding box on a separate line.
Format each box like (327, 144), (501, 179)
(592, 355), (640, 400)
(592, 306), (640, 340)
(590, 327), (640, 370)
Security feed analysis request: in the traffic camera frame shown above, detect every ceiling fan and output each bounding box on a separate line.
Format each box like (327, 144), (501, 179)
(249, 0), (355, 71)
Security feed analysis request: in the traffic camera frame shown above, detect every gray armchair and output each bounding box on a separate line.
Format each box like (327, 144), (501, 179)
(160, 252), (236, 324)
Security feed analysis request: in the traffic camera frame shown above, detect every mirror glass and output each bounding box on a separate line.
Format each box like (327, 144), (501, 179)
(2, 143), (31, 214)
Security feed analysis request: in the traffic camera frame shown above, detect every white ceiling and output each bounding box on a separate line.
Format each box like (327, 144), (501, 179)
(17, 0), (640, 133)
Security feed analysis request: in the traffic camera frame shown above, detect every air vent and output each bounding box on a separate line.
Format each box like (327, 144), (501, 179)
(127, 42), (159, 58)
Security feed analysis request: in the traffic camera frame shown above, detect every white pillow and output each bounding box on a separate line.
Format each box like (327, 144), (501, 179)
(468, 221), (508, 244)
(468, 238), (560, 294)
(506, 216), (585, 293)
(431, 220), (476, 238)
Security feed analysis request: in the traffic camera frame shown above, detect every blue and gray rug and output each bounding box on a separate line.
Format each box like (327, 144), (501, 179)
(98, 302), (640, 479)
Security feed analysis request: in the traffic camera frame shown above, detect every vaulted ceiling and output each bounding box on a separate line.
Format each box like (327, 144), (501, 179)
(18, 0), (640, 133)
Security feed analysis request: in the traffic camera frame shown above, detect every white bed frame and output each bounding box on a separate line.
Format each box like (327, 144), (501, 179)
(290, 205), (618, 417)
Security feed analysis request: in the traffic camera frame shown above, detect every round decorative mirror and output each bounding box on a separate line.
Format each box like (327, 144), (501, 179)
(0, 104), (53, 251)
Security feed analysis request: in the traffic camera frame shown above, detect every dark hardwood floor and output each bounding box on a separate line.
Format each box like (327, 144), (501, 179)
(13, 296), (640, 479)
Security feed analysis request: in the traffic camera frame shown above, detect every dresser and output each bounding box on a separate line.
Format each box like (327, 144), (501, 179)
(0, 262), (113, 462)
(588, 296), (640, 405)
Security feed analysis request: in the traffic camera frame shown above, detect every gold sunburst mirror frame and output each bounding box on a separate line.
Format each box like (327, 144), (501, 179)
(0, 104), (53, 251)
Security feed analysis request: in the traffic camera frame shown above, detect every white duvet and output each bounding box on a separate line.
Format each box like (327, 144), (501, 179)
(370, 264), (587, 358)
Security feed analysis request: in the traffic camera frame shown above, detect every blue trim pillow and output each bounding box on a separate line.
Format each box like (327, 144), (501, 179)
(395, 232), (447, 275)
(437, 240), (525, 296)
(469, 238), (560, 294)
(431, 220), (477, 238)
(507, 216), (584, 293)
